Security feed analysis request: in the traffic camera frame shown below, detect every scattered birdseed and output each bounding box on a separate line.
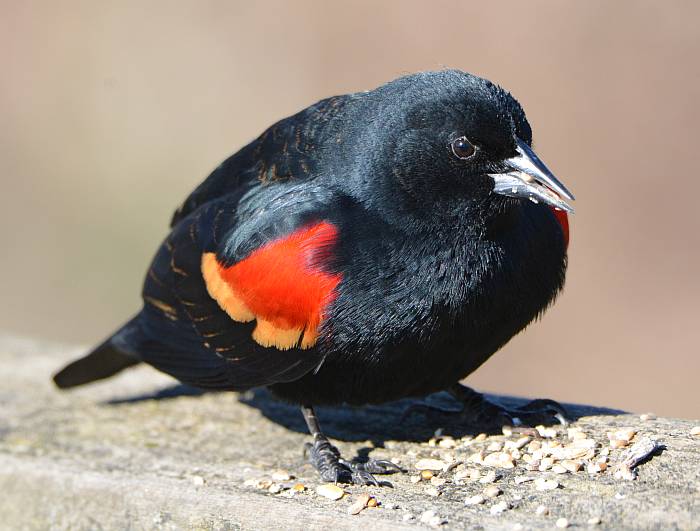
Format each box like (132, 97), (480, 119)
(536, 425), (557, 438)
(487, 441), (503, 452)
(490, 501), (509, 514)
(483, 485), (501, 498)
(454, 469), (471, 481)
(465, 494), (486, 505)
(480, 470), (497, 483)
(691, 426), (700, 436)
(468, 451), (485, 464)
(614, 437), (661, 480)
(514, 475), (535, 484)
(441, 451), (456, 463)
(535, 478), (559, 491)
(586, 462), (607, 474)
(424, 486), (440, 497)
(410, 475), (422, 484)
(292, 483), (306, 492)
(347, 493), (372, 515)
(475, 433), (488, 442)
(571, 438), (597, 449)
(191, 475), (205, 486)
(430, 476), (446, 487)
(502, 425), (514, 436)
(484, 452), (514, 468)
(316, 483), (345, 500)
(538, 457), (554, 471)
(536, 505), (549, 516)
(561, 460), (582, 473)
(639, 413), (655, 421)
(567, 427), (586, 439)
(255, 479), (273, 490)
(552, 464), (568, 474)
(610, 439), (628, 449)
(367, 497), (378, 508)
(587, 516), (602, 525)
(439, 437), (457, 449)
(268, 483), (282, 494)
(527, 440), (542, 452)
(556, 517), (569, 528)
(611, 429), (636, 442)
(469, 469), (482, 481)
(421, 470), (434, 480)
(552, 446), (590, 460)
(271, 470), (292, 481)
(507, 436), (531, 450)
(415, 458), (447, 471)
(443, 460), (461, 474)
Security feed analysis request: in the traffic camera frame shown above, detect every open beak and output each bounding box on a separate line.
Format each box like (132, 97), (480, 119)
(489, 138), (575, 213)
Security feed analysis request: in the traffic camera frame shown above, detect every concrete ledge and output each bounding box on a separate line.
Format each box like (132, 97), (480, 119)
(1, 335), (698, 530)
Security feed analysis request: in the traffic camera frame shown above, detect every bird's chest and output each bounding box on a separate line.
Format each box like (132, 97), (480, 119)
(315, 207), (566, 403)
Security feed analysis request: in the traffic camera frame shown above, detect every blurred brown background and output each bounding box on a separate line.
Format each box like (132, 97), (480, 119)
(2, 1), (698, 418)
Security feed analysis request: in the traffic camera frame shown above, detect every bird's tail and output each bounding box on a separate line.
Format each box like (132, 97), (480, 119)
(53, 317), (142, 389)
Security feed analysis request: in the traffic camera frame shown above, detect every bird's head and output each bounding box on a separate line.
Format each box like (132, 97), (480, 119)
(340, 70), (574, 227)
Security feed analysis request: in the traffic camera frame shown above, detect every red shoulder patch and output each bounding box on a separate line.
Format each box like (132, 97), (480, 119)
(202, 222), (341, 350)
(550, 208), (569, 248)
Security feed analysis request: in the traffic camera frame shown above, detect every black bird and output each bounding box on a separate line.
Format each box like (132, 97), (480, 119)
(54, 70), (575, 485)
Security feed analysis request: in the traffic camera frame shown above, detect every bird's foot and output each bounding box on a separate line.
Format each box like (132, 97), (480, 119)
(404, 384), (570, 432)
(304, 438), (401, 486)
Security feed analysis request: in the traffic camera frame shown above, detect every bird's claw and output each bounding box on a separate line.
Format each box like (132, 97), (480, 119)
(506, 398), (570, 427)
(403, 385), (571, 432)
(306, 439), (397, 486)
(353, 458), (404, 475)
(348, 467), (381, 486)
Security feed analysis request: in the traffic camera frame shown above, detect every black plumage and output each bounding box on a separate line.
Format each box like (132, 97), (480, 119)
(54, 70), (574, 485)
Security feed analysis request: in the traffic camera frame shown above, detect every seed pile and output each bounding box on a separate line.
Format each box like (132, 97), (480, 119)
(239, 418), (668, 527)
(398, 422), (662, 525)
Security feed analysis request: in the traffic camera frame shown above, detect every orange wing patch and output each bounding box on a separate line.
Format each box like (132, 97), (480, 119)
(201, 222), (342, 350)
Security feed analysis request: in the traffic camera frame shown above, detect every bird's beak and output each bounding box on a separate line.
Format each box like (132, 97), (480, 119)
(489, 138), (575, 213)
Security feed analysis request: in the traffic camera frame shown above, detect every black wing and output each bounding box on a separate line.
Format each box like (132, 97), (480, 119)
(170, 95), (350, 228)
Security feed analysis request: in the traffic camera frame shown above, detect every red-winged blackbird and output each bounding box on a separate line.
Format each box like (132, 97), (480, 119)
(55, 70), (574, 485)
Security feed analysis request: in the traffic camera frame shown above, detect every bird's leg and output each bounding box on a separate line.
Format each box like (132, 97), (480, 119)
(301, 405), (401, 486)
(404, 384), (570, 431)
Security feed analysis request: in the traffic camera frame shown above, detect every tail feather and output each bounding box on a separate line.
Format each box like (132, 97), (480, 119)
(53, 321), (141, 389)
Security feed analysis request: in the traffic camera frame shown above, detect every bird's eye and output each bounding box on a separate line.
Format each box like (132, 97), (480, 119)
(450, 136), (476, 160)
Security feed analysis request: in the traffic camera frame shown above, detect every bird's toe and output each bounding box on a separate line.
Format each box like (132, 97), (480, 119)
(510, 398), (571, 426)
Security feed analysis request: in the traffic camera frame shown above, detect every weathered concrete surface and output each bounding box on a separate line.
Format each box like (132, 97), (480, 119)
(0, 335), (698, 530)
